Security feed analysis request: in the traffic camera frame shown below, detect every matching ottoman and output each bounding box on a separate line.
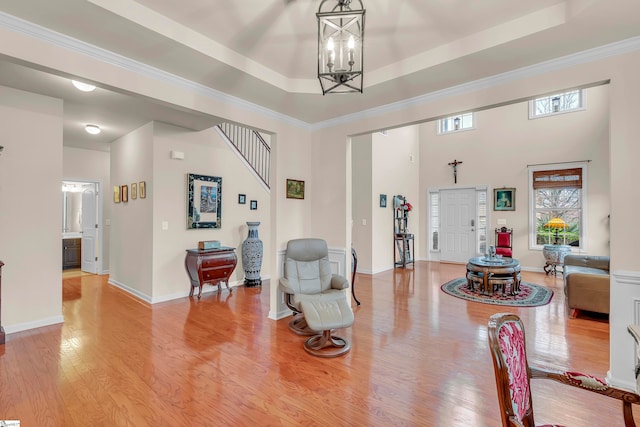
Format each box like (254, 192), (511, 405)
(299, 296), (354, 357)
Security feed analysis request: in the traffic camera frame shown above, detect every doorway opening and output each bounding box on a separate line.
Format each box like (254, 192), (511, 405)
(428, 186), (488, 263)
(62, 180), (102, 274)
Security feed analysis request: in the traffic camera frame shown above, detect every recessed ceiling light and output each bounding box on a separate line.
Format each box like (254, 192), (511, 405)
(72, 80), (96, 92)
(85, 124), (101, 135)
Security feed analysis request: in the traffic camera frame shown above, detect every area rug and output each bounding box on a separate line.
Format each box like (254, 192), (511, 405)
(440, 277), (554, 307)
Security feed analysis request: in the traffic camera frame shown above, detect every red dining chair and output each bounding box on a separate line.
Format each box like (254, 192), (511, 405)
(495, 227), (513, 257)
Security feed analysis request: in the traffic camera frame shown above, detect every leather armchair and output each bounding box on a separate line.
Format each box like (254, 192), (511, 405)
(279, 238), (349, 335)
(563, 255), (610, 317)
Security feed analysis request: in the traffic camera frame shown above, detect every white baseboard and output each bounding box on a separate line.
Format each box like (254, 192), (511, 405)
(151, 280), (246, 303)
(108, 278), (153, 303)
(269, 308), (292, 320)
(108, 277), (272, 304)
(607, 370), (637, 392)
(4, 315), (64, 335)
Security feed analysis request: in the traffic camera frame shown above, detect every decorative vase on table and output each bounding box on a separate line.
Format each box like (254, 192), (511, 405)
(242, 221), (263, 287)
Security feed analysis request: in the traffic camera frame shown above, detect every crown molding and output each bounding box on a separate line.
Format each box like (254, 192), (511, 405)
(311, 35), (640, 131)
(2, 11), (640, 132)
(0, 11), (311, 130)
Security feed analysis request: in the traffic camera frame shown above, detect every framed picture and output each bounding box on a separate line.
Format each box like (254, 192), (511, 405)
(113, 185), (120, 203)
(238, 194), (246, 204)
(380, 194), (387, 208)
(250, 200), (258, 210)
(187, 173), (222, 229)
(494, 188), (515, 211)
(121, 185), (128, 203)
(139, 181), (146, 199)
(131, 182), (137, 200)
(286, 179), (305, 199)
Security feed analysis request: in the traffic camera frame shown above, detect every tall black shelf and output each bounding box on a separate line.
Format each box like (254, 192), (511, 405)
(393, 195), (414, 268)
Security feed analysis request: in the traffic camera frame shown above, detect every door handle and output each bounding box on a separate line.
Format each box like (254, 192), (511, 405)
(470, 219), (475, 227)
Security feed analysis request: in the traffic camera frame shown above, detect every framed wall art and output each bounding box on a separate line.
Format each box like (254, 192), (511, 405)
(121, 185), (128, 203)
(250, 200), (258, 210)
(238, 194), (246, 204)
(131, 182), (137, 199)
(187, 173), (222, 229)
(380, 194), (387, 208)
(286, 179), (305, 199)
(494, 188), (515, 211)
(113, 185), (120, 203)
(139, 181), (146, 199)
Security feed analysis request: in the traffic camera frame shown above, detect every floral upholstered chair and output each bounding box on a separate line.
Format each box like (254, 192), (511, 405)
(488, 313), (640, 427)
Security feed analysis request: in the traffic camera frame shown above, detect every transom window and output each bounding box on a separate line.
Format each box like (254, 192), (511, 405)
(529, 89), (585, 119)
(438, 112), (474, 134)
(529, 164), (587, 249)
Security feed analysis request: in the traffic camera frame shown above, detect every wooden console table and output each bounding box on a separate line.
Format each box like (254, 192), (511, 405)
(184, 247), (237, 299)
(1, 260), (5, 344)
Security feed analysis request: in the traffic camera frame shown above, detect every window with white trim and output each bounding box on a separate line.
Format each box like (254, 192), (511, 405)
(430, 192), (440, 251)
(438, 112), (474, 134)
(477, 190), (488, 255)
(529, 164), (587, 249)
(529, 89), (585, 119)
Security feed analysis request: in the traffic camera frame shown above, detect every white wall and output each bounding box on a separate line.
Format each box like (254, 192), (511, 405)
(0, 86), (64, 332)
(351, 127), (420, 274)
(373, 128), (420, 271)
(151, 123), (271, 301)
(63, 146), (111, 272)
(109, 123), (155, 298)
(417, 84), (610, 269)
(351, 135), (372, 272)
(608, 51), (640, 390)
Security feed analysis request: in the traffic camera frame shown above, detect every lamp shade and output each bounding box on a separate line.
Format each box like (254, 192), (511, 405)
(545, 217), (566, 229)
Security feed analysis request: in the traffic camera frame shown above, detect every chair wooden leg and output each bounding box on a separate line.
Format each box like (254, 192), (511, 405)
(569, 308), (579, 319)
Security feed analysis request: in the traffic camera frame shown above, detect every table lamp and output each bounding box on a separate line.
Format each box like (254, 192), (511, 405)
(545, 217), (567, 244)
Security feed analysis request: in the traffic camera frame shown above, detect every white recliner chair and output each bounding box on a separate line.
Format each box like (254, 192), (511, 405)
(279, 238), (354, 357)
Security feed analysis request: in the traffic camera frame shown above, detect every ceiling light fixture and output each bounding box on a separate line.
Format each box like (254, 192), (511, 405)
(71, 80), (96, 92)
(85, 124), (101, 135)
(317, 0), (365, 95)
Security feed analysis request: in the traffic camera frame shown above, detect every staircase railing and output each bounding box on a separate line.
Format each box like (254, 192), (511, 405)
(217, 123), (270, 189)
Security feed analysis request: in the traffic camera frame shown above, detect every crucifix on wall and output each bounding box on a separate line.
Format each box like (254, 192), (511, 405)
(448, 159), (463, 184)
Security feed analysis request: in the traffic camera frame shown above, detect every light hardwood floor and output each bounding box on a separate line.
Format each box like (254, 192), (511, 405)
(0, 262), (634, 426)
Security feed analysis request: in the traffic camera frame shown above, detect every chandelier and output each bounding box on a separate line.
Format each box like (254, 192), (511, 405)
(317, 0), (365, 94)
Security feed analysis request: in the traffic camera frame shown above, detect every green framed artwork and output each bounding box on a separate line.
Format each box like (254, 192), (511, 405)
(286, 179), (305, 199)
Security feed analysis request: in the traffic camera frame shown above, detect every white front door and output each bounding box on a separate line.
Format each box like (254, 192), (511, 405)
(81, 185), (98, 273)
(440, 188), (477, 263)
